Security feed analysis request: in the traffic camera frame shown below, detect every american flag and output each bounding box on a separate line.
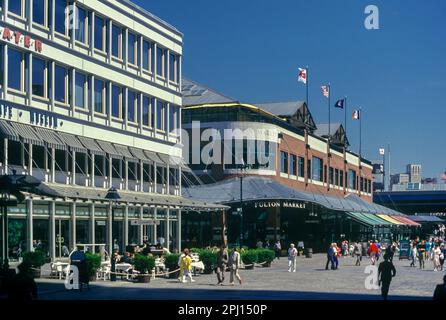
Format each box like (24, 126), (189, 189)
(321, 85), (330, 98)
(352, 110), (361, 120)
(298, 68), (307, 84)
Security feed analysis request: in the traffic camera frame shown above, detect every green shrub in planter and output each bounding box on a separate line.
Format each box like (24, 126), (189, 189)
(134, 254), (155, 275)
(241, 250), (258, 269)
(199, 250), (217, 274)
(256, 249), (275, 267)
(85, 253), (101, 279)
(22, 250), (46, 269)
(165, 254), (180, 278)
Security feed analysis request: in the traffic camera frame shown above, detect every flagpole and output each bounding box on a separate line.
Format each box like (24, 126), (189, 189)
(344, 96), (347, 142)
(305, 66), (309, 126)
(359, 108), (362, 161)
(328, 83), (331, 142)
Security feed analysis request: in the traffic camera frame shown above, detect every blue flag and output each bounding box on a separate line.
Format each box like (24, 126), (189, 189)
(335, 99), (344, 109)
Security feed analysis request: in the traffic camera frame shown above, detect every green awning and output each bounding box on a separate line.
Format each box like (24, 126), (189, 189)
(347, 212), (393, 227)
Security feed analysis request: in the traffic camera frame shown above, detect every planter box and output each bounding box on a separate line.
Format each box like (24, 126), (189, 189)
(137, 274), (151, 283)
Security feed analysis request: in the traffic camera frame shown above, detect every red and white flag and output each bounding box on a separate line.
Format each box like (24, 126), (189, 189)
(379, 148), (385, 156)
(352, 110), (361, 120)
(298, 68), (307, 84)
(321, 85), (330, 98)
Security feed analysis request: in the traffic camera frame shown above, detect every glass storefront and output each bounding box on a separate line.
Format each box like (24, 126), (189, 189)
(55, 219), (70, 258)
(76, 219), (90, 245)
(95, 220), (107, 246)
(33, 219), (50, 258)
(112, 220), (124, 253)
(8, 219), (27, 260)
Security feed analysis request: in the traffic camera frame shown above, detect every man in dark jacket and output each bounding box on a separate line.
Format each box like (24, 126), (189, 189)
(325, 244), (335, 270)
(216, 246), (228, 285)
(378, 254), (396, 300)
(433, 275), (446, 301)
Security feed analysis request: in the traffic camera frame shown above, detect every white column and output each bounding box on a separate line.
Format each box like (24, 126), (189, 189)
(177, 209), (182, 252)
(90, 203), (95, 253)
(153, 163), (157, 192)
(50, 61), (55, 112)
(108, 81), (112, 124)
(2, 45), (8, 100)
(90, 153), (95, 187)
(50, 0), (55, 40)
(71, 150), (76, 185)
(166, 164), (170, 195)
(107, 203), (113, 253)
(124, 205), (128, 247)
(50, 201), (56, 261)
(124, 159), (129, 190)
(3, 138), (8, 174)
(108, 156), (113, 188)
(138, 206), (143, 245)
(71, 202), (76, 249)
(108, 20), (112, 63)
(27, 0), (33, 31)
(27, 198), (34, 252)
(139, 161), (144, 192)
(179, 55), (182, 88)
(166, 209), (170, 251)
(139, 35), (143, 75)
(124, 87), (128, 129)
(90, 11), (95, 57)
(71, 69), (76, 115)
(90, 74), (95, 122)
(3, 0), (9, 20)
(166, 49), (170, 83)
(124, 28), (128, 69)
(153, 43), (157, 81)
(28, 53), (33, 105)
(153, 208), (157, 244)
(71, 1), (76, 48)
(28, 143), (33, 175)
(51, 148), (55, 183)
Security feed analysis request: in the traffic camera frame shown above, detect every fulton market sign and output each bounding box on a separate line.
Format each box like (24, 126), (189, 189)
(253, 200), (307, 209)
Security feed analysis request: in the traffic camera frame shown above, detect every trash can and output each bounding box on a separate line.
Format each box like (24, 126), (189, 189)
(305, 248), (313, 258)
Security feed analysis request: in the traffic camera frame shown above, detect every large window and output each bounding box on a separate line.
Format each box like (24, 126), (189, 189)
(127, 32), (137, 65)
(312, 156), (323, 182)
(112, 24), (122, 58)
(75, 72), (87, 109)
(156, 100), (165, 130)
(8, 48), (24, 91)
(94, 79), (106, 114)
(94, 15), (106, 52)
(280, 151), (288, 174)
(54, 65), (68, 103)
(142, 96), (150, 127)
(298, 157), (305, 177)
(329, 167), (334, 185)
(156, 47), (167, 77)
(169, 53), (176, 82)
(75, 7), (88, 45)
(142, 40), (150, 71)
(169, 105), (180, 132)
(290, 154), (297, 176)
(10, 0), (23, 16)
(32, 57), (46, 98)
(112, 85), (122, 118)
(335, 168), (339, 186)
(127, 90), (137, 123)
(55, 0), (67, 34)
(348, 169), (356, 190)
(340, 170), (344, 187)
(33, 0), (46, 26)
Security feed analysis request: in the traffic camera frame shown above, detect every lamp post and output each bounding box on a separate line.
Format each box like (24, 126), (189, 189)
(105, 187), (120, 282)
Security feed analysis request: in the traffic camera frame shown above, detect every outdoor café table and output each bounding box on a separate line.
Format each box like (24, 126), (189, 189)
(191, 261), (205, 276)
(53, 262), (69, 279)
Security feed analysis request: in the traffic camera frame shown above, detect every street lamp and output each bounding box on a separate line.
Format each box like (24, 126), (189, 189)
(105, 186), (120, 282)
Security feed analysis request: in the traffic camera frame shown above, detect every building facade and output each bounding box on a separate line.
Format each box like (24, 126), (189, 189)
(0, 0), (225, 263)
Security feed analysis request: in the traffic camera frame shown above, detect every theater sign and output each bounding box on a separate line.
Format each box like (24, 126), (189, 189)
(0, 27), (43, 53)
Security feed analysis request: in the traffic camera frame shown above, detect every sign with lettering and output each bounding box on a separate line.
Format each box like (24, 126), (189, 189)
(253, 200), (307, 209)
(0, 27), (43, 53)
(130, 219), (160, 226)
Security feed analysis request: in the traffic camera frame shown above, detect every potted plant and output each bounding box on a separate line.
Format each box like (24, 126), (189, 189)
(199, 250), (217, 274)
(22, 250), (46, 278)
(241, 250), (258, 269)
(165, 253), (181, 279)
(85, 253), (101, 282)
(256, 249), (275, 267)
(134, 254), (155, 283)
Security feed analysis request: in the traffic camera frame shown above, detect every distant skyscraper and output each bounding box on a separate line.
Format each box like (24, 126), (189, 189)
(406, 164), (422, 184)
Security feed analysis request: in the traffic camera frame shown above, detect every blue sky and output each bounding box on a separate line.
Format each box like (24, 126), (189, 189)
(134, 0), (446, 178)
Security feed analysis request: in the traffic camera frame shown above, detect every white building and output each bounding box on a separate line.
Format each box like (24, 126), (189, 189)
(0, 0), (225, 263)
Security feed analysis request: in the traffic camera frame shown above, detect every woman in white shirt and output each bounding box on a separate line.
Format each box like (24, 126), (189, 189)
(433, 245), (441, 271)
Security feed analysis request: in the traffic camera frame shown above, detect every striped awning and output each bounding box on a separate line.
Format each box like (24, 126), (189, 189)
(390, 215), (421, 227)
(77, 136), (105, 156)
(33, 127), (66, 150)
(129, 147), (150, 162)
(96, 140), (122, 159)
(144, 150), (163, 164)
(113, 144), (136, 160)
(0, 119), (19, 142)
(157, 153), (172, 166)
(377, 214), (406, 226)
(347, 212), (381, 227)
(9, 122), (44, 146)
(57, 132), (86, 153)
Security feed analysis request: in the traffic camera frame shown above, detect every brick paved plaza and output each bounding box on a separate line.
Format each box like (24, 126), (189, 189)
(33, 254), (445, 300)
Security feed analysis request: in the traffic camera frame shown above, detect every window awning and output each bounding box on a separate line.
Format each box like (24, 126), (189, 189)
(409, 215), (445, 223)
(57, 132), (86, 153)
(113, 144), (136, 160)
(390, 215), (421, 227)
(9, 122), (44, 146)
(377, 214), (406, 226)
(347, 212), (383, 227)
(96, 140), (122, 159)
(129, 147), (150, 162)
(365, 213), (394, 226)
(144, 150), (163, 164)
(77, 136), (105, 156)
(0, 119), (19, 142)
(33, 127), (66, 150)
(157, 153), (171, 166)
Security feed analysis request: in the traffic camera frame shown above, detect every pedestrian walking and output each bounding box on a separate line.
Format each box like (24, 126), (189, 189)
(410, 243), (417, 268)
(180, 249), (195, 283)
(353, 242), (362, 266)
(216, 245), (228, 285)
(333, 243), (340, 269)
(440, 244), (445, 271)
(288, 243), (298, 272)
(229, 248), (242, 285)
(418, 241), (426, 269)
(274, 240), (282, 260)
(177, 250), (186, 282)
(368, 241), (379, 265)
(378, 254), (396, 301)
(325, 243), (335, 270)
(433, 245), (441, 272)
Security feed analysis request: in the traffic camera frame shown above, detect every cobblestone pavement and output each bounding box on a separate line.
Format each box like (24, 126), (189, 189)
(34, 254), (445, 300)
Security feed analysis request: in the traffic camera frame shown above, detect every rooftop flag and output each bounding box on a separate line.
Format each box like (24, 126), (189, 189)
(352, 109), (361, 120)
(321, 85), (330, 98)
(298, 68), (307, 84)
(335, 99), (345, 109)
(379, 148), (385, 156)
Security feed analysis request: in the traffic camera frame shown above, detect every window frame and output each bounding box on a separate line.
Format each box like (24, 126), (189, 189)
(94, 78), (106, 115)
(111, 23), (123, 59)
(94, 14), (107, 53)
(127, 90), (138, 124)
(74, 71), (88, 110)
(75, 6), (89, 46)
(54, 64), (69, 105)
(54, 0), (69, 36)
(9, 0), (25, 18)
(32, 0), (49, 27)
(8, 48), (25, 93)
(127, 32), (138, 66)
(111, 84), (123, 119)
(280, 151), (288, 174)
(32, 56), (48, 99)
